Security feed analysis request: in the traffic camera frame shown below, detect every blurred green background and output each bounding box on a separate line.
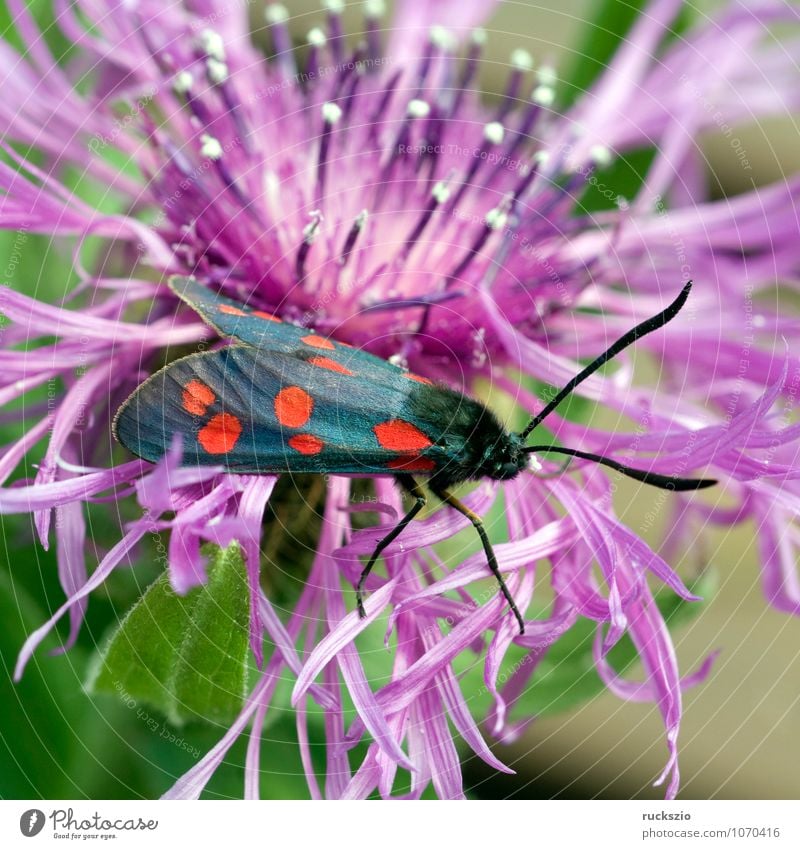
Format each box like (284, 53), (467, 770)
(1, 0), (799, 800)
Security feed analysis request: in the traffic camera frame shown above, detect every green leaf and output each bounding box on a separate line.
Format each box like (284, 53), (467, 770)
(575, 146), (657, 214)
(562, 1), (695, 109)
(0, 0), (75, 63)
(561, 0), (650, 108)
(88, 543), (250, 725)
(169, 544), (252, 724)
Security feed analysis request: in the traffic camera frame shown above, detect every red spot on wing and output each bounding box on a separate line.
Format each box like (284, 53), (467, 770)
(387, 456), (436, 472)
(301, 335), (335, 350)
(253, 310), (281, 322)
(219, 304), (246, 316)
(182, 380), (216, 416)
(274, 386), (314, 428)
(404, 372), (433, 385)
(308, 356), (353, 375)
(373, 420), (433, 452)
(198, 412), (242, 454)
(288, 433), (324, 455)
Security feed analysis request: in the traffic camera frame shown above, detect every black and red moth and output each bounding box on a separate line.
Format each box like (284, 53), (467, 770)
(114, 276), (715, 633)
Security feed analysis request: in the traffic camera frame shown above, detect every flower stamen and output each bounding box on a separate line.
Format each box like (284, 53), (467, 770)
(339, 209), (368, 268)
(324, 0), (346, 64)
(297, 210), (324, 282)
(305, 27), (327, 84)
(265, 3), (296, 78)
(363, 0), (386, 65)
(317, 101), (343, 206)
(497, 48), (534, 122)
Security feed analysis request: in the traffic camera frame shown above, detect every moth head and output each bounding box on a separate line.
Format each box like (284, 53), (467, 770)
(482, 431), (527, 481)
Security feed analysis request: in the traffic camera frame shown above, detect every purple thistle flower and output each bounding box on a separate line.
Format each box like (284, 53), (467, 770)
(1, 0), (799, 799)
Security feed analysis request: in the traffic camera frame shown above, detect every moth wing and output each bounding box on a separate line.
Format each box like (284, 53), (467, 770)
(114, 345), (449, 475)
(169, 276), (430, 381)
(169, 275), (305, 352)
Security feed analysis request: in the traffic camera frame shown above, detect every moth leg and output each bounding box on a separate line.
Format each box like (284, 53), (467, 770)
(416, 304), (432, 337)
(356, 474), (427, 619)
(431, 484), (525, 635)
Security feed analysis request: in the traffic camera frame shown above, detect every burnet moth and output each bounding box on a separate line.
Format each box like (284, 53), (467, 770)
(114, 277), (716, 634)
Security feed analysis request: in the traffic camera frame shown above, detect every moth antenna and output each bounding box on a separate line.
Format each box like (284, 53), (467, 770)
(519, 281), (693, 440)
(524, 445), (717, 491)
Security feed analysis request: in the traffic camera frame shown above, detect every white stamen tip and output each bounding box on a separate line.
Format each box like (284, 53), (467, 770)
(532, 85), (555, 107)
(322, 101), (343, 124)
(200, 134), (223, 160)
(537, 65), (557, 86)
(364, 0), (386, 17)
(325, 0), (345, 12)
(471, 28), (487, 46)
(199, 28), (225, 62)
(303, 211), (323, 241)
(485, 206), (509, 231)
(173, 70), (194, 94)
(429, 25), (455, 51)
(533, 150), (550, 167)
(616, 195), (630, 211)
(355, 209), (369, 228)
(407, 99), (430, 119)
(206, 58), (228, 85)
(432, 180), (451, 204)
(484, 122), (505, 145)
(510, 48), (534, 71)
(307, 27), (327, 47)
(265, 4), (289, 24)
(590, 144), (613, 167)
